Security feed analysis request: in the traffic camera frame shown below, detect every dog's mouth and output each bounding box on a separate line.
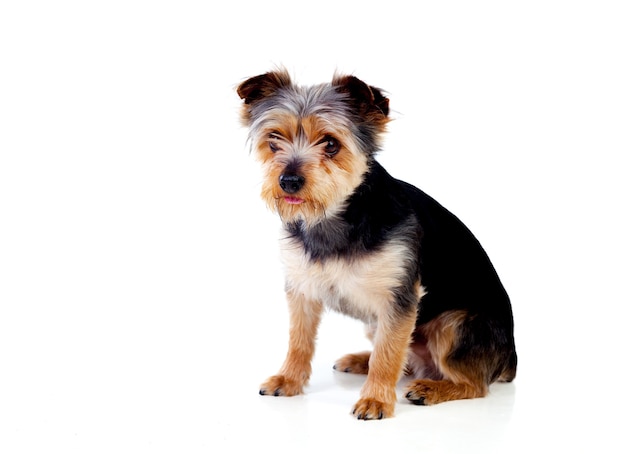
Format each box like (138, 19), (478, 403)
(284, 196), (304, 205)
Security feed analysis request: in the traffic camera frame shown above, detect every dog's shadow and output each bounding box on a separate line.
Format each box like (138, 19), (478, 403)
(311, 365), (517, 420)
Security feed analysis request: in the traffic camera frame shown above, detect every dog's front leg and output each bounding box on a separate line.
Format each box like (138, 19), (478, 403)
(352, 307), (417, 420)
(259, 289), (323, 397)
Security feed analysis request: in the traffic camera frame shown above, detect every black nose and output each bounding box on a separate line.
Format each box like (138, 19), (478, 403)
(279, 174), (305, 194)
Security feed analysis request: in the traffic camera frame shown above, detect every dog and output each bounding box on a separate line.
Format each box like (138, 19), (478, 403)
(237, 69), (517, 420)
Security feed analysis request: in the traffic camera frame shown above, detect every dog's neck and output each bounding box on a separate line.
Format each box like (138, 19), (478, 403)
(283, 161), (421, 264)
(282, 162), (378, 261)
(284, 215), (351, 261)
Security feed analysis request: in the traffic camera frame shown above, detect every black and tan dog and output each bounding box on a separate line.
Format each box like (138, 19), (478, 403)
(237, 69), (516, 420)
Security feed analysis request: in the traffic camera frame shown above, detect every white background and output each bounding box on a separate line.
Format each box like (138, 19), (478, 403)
(1, 1), (625, 452)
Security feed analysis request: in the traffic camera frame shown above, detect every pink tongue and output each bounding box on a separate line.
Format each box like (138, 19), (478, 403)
(284, 197), (304, 205)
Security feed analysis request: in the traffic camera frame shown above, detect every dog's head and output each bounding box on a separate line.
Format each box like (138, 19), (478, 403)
(237, 69), (390, 225)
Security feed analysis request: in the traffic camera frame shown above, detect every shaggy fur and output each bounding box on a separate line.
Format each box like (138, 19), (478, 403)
(237, 69), (516, 420)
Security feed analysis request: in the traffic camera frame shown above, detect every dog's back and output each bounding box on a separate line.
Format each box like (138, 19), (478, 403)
(385, 164), (518, 387)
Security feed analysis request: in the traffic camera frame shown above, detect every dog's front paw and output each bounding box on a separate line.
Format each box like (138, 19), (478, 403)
(259, 375), (304, 397)
(351, 398), (394, 420)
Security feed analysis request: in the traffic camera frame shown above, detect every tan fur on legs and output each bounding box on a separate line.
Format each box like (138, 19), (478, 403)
(405, 311), (488, 405)
(405, 379), (487, 404)
(259, 290), (323, 396)
(352, 309), (417, 420)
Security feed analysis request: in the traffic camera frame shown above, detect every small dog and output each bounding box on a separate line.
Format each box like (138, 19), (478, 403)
(237, 69), (517, 420)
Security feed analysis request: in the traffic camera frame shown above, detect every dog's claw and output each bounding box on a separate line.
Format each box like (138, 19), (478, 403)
(352, 408), (365, 420)
(351, 397), (393, 420)
(406, 391), (426, 405)
(259, 387), (283, 396)
(259, 375), (305, 397)
(354, 410), (383, 420)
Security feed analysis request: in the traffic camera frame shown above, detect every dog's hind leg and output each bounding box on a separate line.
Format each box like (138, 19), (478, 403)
(405, 310), (514, 405)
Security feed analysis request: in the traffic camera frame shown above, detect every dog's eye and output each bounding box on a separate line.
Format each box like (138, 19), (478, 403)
(321, 136), (340, 157)
(268, 133), (281, 152)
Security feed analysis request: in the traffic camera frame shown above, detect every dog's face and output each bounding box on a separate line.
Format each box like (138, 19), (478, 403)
(237, 70), (390, 225)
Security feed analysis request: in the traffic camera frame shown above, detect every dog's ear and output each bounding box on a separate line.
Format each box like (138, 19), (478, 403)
(237, 70), (292, 125)
(237, 70), (292, 105)
(332, 74), (390, 120)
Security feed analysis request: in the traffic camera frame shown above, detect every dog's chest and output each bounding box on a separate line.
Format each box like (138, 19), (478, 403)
(280, 234), (412, 321)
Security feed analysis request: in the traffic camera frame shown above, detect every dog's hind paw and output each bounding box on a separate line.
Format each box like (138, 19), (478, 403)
(333, 351), (370, 374)
(259, 375), (304, 397)
(405, 379), (486, 405)
(405, 380), (438, 405)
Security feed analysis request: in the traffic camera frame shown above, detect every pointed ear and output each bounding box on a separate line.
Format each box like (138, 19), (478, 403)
(332, 74), (390, 119)
(237, 70), (292, 105)
(237, 70), (292, 125)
